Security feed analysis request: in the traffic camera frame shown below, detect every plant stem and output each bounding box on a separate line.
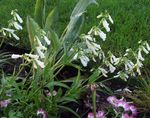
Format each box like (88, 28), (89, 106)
(92, 89), (96, 118)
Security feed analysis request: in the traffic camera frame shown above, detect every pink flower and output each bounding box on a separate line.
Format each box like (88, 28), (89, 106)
(0, 99), (11, 108)
(129, 105), (137, 116)
(87, 111), (106, 118)
(37, 108), (47, 118)
(117, 100), (130, 111)
(107, 96), (118, 107)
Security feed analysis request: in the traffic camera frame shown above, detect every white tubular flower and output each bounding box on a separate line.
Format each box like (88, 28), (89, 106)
(25, 53), (39, 59)
(94, 28), (106, 41)
(43, 36), (51, 45)
(108, 15), (114, 24)
(114, 72), (129, 81)
(102, 19), (110, 32)
(136, 59), (143, 67)
(145, 42), (150, 51)
(73, 53), (78, 60)
(11, 33), (20, 40)
(138, 48), (144, 61)
(15, 13), (23, 23)
(142, 46), (149, 54)
(2, 28), (20, 40)
(136, 66), (141, 75)
(82, 34), (94, 42)
(109, 63), (116, 73)
(79, 55), (90, 67)
(98, 67), (108, 77)
(13, 22), (22, 30)
(36, 47), (45, 59)
(35, 59), (45, 68)
(125, 60), (134, 71)
(98, 30), (106, 41)
(11, 54), (22, 59)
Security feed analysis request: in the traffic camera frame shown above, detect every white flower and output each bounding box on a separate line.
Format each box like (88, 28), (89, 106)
(136, 59), (143, 67)
(36, 47), (45, 59)
(108, 15), (114, 24)
(142, 46), (149, 54)
(13, 22), (22, 30)
(97, 30), (106, 41)
(11, 54), (22, 59)
(15, 13), (23, 23)
(43, 36), (51, 45)
(138, 49), (144, 61)
(109, 63), (116, 73)
(98, 67), (108, 77)
(102, 19), (110, 32)
(145, 42), (150, 51)
(79, 55), (90, 67)
(35, 59), (45, 68)
(25, 53), (39, 59)
(73, 53), (78, 60)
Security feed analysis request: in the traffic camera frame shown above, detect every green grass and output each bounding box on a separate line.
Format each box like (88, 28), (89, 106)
(0, 0), (150, 57)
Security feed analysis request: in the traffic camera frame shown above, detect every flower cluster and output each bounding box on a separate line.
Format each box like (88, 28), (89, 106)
(11, 29), (51, 69)
(87, 110), (106, 118)
(72, 11), (150, 81)
(0, 9), (23, 40)
(72, 12), (113, 67)
(107, 96), (137, 118)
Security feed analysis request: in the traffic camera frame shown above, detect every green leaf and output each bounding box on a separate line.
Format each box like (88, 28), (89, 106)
(46, 81), (70, 89)
(88, 69), (100, 84)
(26, 16), (40, 48)
(62, 0), (97, 50)
(34, 0), (46, 28)
(44, 7), (58, 32)
(71, 0), (97, 18)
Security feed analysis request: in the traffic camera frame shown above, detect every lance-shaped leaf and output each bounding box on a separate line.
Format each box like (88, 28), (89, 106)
(62, 0), (97, 50)
(34, 0), (46, 28)
(44, 7), (58, 32)
(26, 16), (40, 48)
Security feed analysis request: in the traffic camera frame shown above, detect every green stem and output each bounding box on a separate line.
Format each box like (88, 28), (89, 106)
(92, 89), (96, 118)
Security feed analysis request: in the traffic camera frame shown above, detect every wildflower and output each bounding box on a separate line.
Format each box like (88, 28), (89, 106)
(137, 48), (144, 61)
(92, 27), (106, 41)
(43, 36), (51, 45)
(114, 71), (129, 81)
(121, 113), (135, 118)
(37, 108), (46, 118)
(108, 15), (114, 24)
(35, 59), (45, 68)
(145, 42), (150, 51)
(11, 9), (23, 23)
(102, 19), (110, 32)
(87, 111), (106, 118)
(108, 63), (116, 73)
(11, 54), (22, 59)
(0, 99), (11, 108)
(142, 46), (149, 54)
(98, 67), (108, 77)
(79, 55), (90, 67)
(2, 28), (20, 40)
(12, 21), (22, 30)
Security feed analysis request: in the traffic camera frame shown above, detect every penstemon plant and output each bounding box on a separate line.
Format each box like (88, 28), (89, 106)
(0, 0), (149, 118)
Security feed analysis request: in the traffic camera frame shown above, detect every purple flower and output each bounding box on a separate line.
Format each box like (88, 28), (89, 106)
(0, 99), (11, 108)
(87, 111), (106, 118)
(121, 113), (136, 118)
(129, 105), (137, 116)
(37, 108), (47, 118)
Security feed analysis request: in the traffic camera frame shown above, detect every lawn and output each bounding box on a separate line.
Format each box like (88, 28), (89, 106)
(0, 0), (150, 53)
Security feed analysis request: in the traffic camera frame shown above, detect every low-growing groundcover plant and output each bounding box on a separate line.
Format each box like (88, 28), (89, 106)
(0, 0), (150, 118)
